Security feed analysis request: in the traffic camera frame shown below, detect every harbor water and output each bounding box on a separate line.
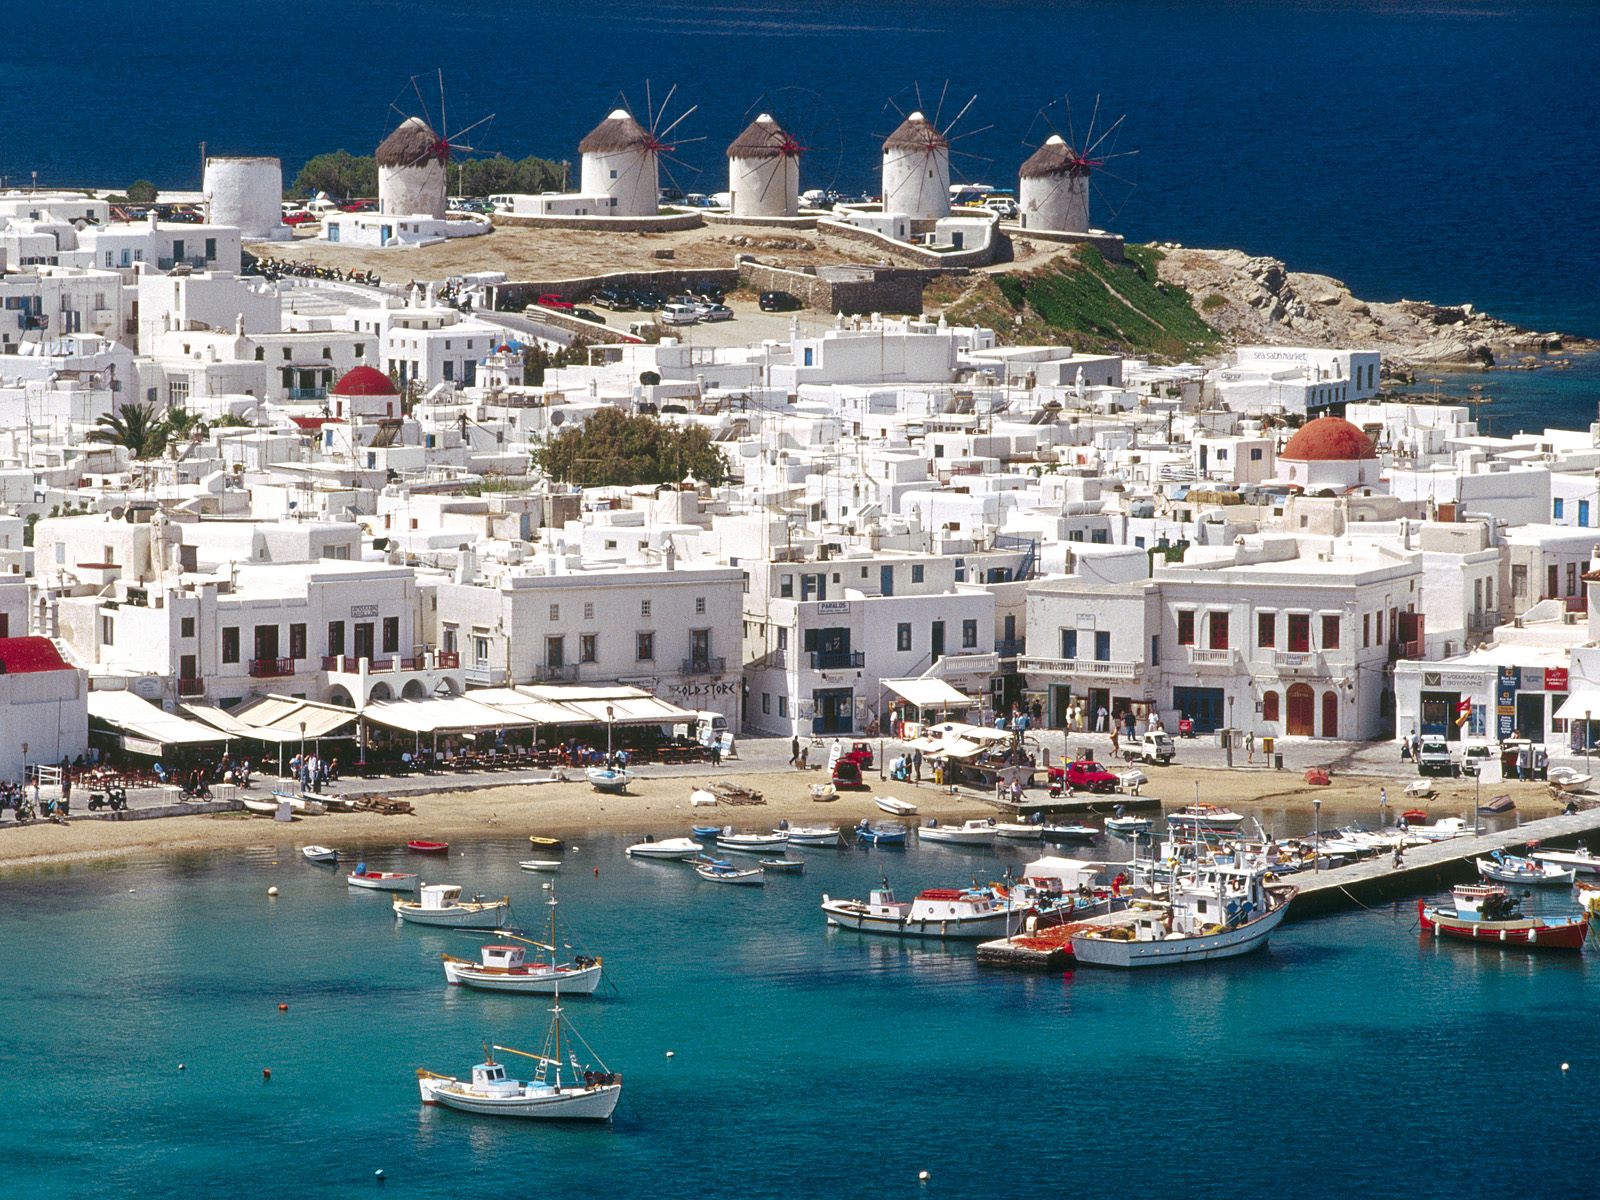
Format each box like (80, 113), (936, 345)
(3, 830), (1594, 1197)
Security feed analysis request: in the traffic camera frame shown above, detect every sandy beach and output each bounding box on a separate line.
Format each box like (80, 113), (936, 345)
(0, 761), (1569, 873)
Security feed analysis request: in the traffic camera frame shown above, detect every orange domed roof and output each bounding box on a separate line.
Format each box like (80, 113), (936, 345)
(331, 365), (398, 397)
(1281, 417), (1375, 461)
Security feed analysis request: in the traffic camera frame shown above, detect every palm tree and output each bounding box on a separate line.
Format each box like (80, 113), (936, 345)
(89, 402), (166, 459)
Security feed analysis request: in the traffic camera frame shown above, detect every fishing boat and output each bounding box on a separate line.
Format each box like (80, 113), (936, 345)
(1105, 814), (1153, 836)
(781, 825), (843, 847)
(1548, 767), (1593, 793)
(417, 996), (620, 1119)
(1404, 780), (1436, 800)
(1165, 804), (1246, 830)
(854, 821), (908, 845)
(875, 796), (918, 817)
(919, 818), (997, 847)
(1476, 852), (1575, 887)
(301, 845), (339, 864)
(585, 767), (632, 795)
(1418, 884), (1589, 951)
(992, 821), (1043, 840)
(407, 840), (450, 854)
(758, 858), (806, 873)
(1069, 864), (1295, 968)
(820, 883), (1030, 940)
(695, 862), (764, 885)
(1406, 817), (1470, 842)
(1041, 823), (1099, 843)
(347, 868), (418, 892)
(624, 835), (702, 859)
(691, 825), (723, 839)
(1529, 845), (1600, 876)
(519, 860), (562, 873)
(394, 884), (510, 928)
(715, 830), (789, 854)
(440, 890), (601, 994)
(527, 836), (564, 852)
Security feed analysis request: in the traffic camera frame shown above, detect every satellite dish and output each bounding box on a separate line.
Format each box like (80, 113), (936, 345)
(110, 506), (125, 520)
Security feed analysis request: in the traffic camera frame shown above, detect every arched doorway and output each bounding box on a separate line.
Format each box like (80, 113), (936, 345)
(369, 682), (393, 702)
(401, 679), (429, 700)
(1321, 690), (1339, 738)
(1286, 683), (1315, 736)
(1262, 690), (1280, 724)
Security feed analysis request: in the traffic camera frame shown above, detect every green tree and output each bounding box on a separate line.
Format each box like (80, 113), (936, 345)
(521, 337), (592, 386)
(532, 408), (729, 487)
(88, 402), (169, 458)
(126, 179), (158, 204)
(292, 151), (378, 199)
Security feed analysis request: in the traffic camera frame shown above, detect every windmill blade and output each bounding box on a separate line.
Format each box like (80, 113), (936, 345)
(437, 68), (448, 149)
(1083, 113), (1127, 160)
(932, 80), (951, 129)
(409, 74), (436, 131)
(655, 103), (699, 143)
(947, 123), (995, 145)
(755, 155), (786, 205)
(1084, 94), (1103, 159)
(943, 94), (978, 138)
(653, 83), (679, 131)
(448, 113), (498, 147)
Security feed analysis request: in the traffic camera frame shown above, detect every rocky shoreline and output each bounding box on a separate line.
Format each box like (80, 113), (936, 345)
(1153, 245), (1591, 367)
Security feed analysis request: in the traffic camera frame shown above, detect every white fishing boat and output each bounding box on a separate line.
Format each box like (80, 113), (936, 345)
(346, 868), (418, 891)
(1105, 814), (1154, 836)
(809, 782), (838, 802)
(624, 836), (702, 859)
(781, 825), (843, 847)
(242, 797), (286, 817)
(1404, 779), (1436, 800)
(1069, 864), (1295, 968)
(875, 796), (918, 817)
(1406, 816), (1470, 842)
(1476, 853), (1576, 887)
(918, 818), (997, 847)
(696, 862), (765, 885)
(1165, 804), (1246, 830)
(440, 890), (601, 994)
(1529, 845), (1600, 876)
(394, 884), (511, 928)
(288, 795), (326, 816)
(716, 830), (789, 854)
(585, 767), (632, 794)
(519, 860), (562, 872)
(417, 996), (620, 1119)
(820, 883), (1028, 940)
(301, 845), (339, 864)
(993, 821), (1043, 840)
(758, 858), (806, 873)
(1041, 823), (1099, 842)
(1547, 767), (1593, 793)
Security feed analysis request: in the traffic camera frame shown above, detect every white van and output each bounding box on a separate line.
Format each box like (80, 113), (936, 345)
(661, 302), (699, 326)
(674, 710), (728, 747)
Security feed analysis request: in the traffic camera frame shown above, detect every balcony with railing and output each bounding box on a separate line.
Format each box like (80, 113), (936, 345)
(464, 664), (507, 686)
(287, 387), (328, 401)
(996, 637), (1027, 659)
(1186, 646), (1233, 666)
(1017, 655), (1139, 680)
(534, 662), (579, 683)
(321, 649), (467, 702)
(681, 656), (726, 676)
(809, 649), (865, 671)
(177, 676), (205, 696)
(1272, 650), (1323, 673)
(249, 657), (296, 678)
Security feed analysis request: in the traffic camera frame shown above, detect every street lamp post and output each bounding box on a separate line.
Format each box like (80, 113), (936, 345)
(1587, 709), (1593, 772)
(1313, 796), (1322, 873)
(1226, 695), (1235, 768)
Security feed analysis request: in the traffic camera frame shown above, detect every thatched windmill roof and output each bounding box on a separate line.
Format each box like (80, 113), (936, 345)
(1020, 135), (1089, 179)
(376, 116), (448, 168)
(726, 114), (796, 160)
(580, 109), (653, 154)
(882, 112), (947, 153)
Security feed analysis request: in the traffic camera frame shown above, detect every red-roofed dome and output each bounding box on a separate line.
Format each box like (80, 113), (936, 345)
(1282, 416), (1376, 462)
(0, 637), (73, 674)
(331, 365), (399, 397)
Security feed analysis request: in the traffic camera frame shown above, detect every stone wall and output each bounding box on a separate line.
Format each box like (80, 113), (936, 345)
(816, 217), (998, 269)
(490, 267), (742, 311)
(490, 210), (704, 233)
(1001, 224), (1126, 263)
(702, 211), (821, 231)
(734, 258), (948, 316)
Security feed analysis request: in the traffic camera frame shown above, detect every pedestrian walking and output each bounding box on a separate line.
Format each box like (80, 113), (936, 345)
(789, 735), (799, 767)
(912, 748), (922, 784)
(1096, 704), (1108, 733)
(1246, 731), (1255, 764)
(710, 741), (722, 767)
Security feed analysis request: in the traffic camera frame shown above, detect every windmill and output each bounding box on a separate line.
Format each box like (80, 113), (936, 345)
(579, 83), (702, 217)
(1018, 95), (1136, 233)
(878, 82), (993, 221)
(376, 70), (496, 218)
(726, 87), (846, 215)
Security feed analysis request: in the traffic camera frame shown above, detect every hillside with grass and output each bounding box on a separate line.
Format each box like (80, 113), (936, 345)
(936, 243), (1222, 360)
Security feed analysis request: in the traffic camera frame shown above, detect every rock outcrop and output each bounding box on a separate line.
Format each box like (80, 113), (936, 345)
(1153, 246), (1584, 366)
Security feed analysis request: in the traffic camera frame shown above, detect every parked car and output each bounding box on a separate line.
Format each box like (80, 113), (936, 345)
(1123, 731), (1175, 765)
(534, 293), (574, 312)
(1417, 739), (1459, 777)
(633, 289), (666, 312)
(594, 287), (634, 310)
(759, 290), (801, 312)
(573, 308), (606, 325)
(281, 211), (317, 226)
(981, 197), (1019, 218)
(1052, 759), (1120, 794)
(1460, 743), (1494, 777)
(693, 282), (725, 303)
(696, 303), (734, 322)
(661, 302), (700, 326)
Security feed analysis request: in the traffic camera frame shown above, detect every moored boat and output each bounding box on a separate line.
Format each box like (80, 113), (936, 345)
(1418, 884), (1589, 951)
(440, 890), (601, 994)
(1476, 851), (1574, 886)
(715, 830), (789, 854)
(1105, 813), (1153, 836)
(691, 825), (723, 839)
(585, 767), (631, 794)
(919, 818), (997, 847)
(407, 840), (450, 854)
(527, 835), (564, 852)
(992, 821), (1043, 840)
(758, 858), (806, 873)
(1165, 804), (1246, 830)
(695, 862), (764, 885)
(875, 796), (918, 817)
(821, 883), (1030, 939)
(624, 836), (702, 859)
(1041, 823), (1099, 843)
(347, 868), (419, 891)
(519, 859), (562, 872)
(1406, 817), (1470, 842)
(1528, 845), (1600, 876)
(781, 824), (843, 847)
(1069, 864), (1295, 968)
(301, 845), (339, 864)
(854, 821), (908, 845)
(394, 884), (510, 928)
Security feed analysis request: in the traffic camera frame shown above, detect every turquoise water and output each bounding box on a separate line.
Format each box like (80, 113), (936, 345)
(3, 830), (1594, 1197)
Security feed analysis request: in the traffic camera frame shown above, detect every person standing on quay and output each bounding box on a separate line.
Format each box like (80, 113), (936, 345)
(789, 735), (799, 768)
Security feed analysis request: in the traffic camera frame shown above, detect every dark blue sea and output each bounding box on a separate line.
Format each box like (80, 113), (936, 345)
(2, 827), (1595, 1198)
(9, 0), (1599, 345)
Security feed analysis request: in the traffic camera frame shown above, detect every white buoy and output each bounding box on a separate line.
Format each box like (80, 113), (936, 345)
(1562, 1062), (1570, 1072)
(178, 1063), (185, 1071)
(374, 1169), (385, 1180)
(919, 1170), (931, 1182)
(665, 1050), (675, 1058)
(542, 882), (551, 891)
(267, 886), (279, 897)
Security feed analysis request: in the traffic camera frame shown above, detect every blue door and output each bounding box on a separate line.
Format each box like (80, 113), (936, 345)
(880, 565), (893, 597)
(1171, 686), (1225, 733)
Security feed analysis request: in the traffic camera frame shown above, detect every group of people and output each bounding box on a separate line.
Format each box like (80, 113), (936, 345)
(249, 258), (381, 286)
(287, 752), (338, 793)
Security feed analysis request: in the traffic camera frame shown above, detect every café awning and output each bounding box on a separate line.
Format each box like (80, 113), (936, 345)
(88, 690), (230, 750)
(1553, 690), (1600, 721)
(881, 678), (976, 710)
(183, 697), (357, 743)
(363, 696), (534, 735)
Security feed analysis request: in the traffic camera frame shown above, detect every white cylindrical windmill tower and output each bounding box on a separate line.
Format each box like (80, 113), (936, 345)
(579, 109), (659, 218)
(881, 112), (949, 220)
(376, 116), (448, 218)
(1018, 135), (1090, 232)
(202, 156), (286, 240)
(727, 113), (800, 218)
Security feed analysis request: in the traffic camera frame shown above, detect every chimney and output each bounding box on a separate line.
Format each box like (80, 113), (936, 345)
(664, 540), (676, 571)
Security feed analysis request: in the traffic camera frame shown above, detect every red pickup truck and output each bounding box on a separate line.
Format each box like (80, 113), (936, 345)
(1049, 759), (1120, 794)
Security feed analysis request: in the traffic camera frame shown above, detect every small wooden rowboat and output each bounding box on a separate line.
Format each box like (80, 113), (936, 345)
(407, 840), (450, 854)
(347, 870), (419, 892)
(527, 835), (564, 851)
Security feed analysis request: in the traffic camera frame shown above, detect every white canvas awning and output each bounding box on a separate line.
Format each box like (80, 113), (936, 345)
(465, 687), (585, 725)
(517, 685), (697, 725)
(1023, 856), (1105, 890)
(929, 740), (984, 760)
(88, 690), (231, 748)
(881, 678), (976, 710)
(1553, 690), (1600, 721)
(364, 696), (534, 735)
(183, 697), (357, 743)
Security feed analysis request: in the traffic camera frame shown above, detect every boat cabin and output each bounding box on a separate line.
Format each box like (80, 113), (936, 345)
(470, 1060), (521, 1096)
(1167, 865), (1272, 935)
(419, 884), (463, 910)
(1451, 884), (1518, 920)
(479, 944), (527, 969)
(908, 888), (999, 922)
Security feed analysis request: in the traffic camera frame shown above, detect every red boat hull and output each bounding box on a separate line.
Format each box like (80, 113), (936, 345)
(1417, 899), (1589, 951)
(407, 841), (449, 854)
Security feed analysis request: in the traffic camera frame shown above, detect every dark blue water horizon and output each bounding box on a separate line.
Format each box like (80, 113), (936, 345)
(9, 0), (1599, 340)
